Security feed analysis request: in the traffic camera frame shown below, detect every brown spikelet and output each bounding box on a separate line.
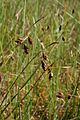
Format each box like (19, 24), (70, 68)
(48, 72), (53, 80)
(67, 94), (71, 99)
(41, 60), (46, 71)
(56, 91), (64, 99)
(23, 44), (29, 54)
(48, 68), (53, 80)
(42, 53), (47, 60)
(28, 36), (33, 45)
(59, 25), (62, 31)
(15, 38), (23, 45)
(72, 9), (74, 14)
(62, 36), (65, 41)
(41, 27), (44, 31)
(46, 25), (49, 30)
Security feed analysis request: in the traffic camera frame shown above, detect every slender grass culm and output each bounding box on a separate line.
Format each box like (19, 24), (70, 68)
(0, 0), (80, 120)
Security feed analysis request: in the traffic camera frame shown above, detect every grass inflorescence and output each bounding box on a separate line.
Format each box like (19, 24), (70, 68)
(0, 0), (80, 120)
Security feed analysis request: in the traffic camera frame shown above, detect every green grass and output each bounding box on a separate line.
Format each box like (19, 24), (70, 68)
(0, 0), (80, 120)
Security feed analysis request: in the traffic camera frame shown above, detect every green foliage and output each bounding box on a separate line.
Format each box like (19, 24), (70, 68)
(0, 0), (80, 120)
